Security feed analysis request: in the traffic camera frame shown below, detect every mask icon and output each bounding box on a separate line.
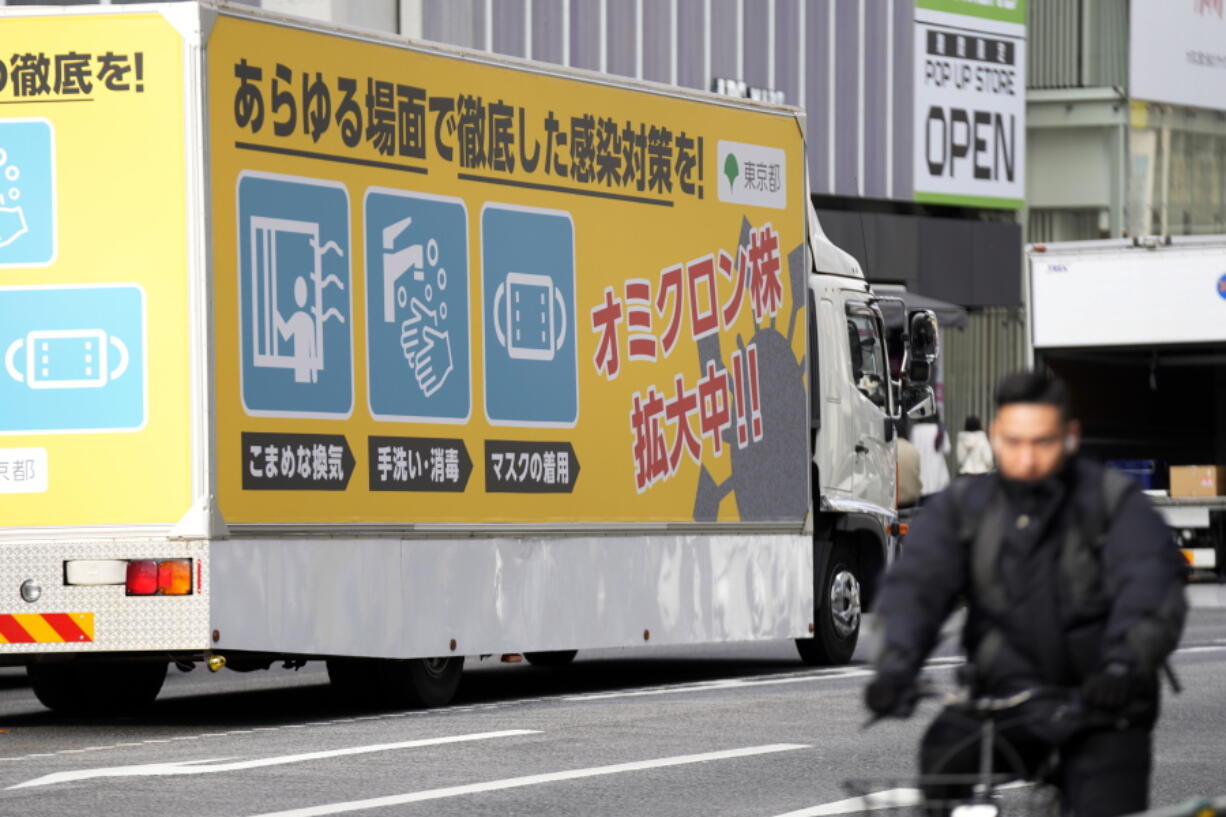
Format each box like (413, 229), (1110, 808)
(493, 272), (568, 362)
(5, 328), (130, 390)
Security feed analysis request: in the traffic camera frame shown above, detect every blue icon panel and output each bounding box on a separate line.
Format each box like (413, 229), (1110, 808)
(237, 172), (352, 418)
(365, 189), (470, 423)
(0, 119), (55, 268)
(0, 285), (144, 433)
(481, 205), (577, 427)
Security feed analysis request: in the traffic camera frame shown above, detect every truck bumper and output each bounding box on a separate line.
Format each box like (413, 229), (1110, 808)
(0, 539), (210, 658)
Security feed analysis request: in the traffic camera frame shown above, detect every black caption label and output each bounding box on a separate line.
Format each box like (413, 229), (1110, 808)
(485, 440), (580, 493)
(368, 436), (472, 492)
(243, 432), (355, 490)
(926, 30), (1016, 66)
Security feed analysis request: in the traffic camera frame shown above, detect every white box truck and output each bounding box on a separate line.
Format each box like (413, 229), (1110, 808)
(1027, 235), (1226, 577)
(0, 2), (937, 713)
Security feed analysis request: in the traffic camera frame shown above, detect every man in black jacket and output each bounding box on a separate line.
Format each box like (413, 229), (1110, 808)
(866, 371), (1187, 817)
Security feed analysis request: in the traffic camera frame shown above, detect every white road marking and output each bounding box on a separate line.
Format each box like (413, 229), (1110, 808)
(246, 743), (812, 817)
(771, 782), (1029, 817)
(566, 660), (968, 703)
(564, 669), (875, 701)
(3, 641), (1222, 766)
(569, 643), (1226, 704)
(8, 729), (539, 790)
(773, 788), (920, 816)
(1175, 645), (1226, 655)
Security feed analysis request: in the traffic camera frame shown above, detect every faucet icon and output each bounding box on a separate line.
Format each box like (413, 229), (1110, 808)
(382, 216), (424, 323)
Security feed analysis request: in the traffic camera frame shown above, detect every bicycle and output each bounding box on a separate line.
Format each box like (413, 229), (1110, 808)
(847, 677), (1138, 817)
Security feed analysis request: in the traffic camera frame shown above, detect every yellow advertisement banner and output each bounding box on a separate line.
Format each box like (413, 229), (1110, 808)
(209, 14), (809, 525)
(0, 13), (192, 527)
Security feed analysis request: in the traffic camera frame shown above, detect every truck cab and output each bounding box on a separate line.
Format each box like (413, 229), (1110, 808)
(794, 204), (938, 665)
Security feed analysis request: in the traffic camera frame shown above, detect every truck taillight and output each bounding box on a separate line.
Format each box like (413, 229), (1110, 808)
(125, 559), (192, 596)
(158, 560), (192, 595)
(126, 561), (158, 595)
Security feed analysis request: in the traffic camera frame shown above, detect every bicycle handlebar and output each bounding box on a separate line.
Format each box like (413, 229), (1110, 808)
(863, 676), (1142, 733)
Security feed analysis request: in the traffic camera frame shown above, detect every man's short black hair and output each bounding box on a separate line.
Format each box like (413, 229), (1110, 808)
(994, 370), (1072, 420)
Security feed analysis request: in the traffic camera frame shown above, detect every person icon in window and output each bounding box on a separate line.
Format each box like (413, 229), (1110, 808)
(275, 275), (318, 383)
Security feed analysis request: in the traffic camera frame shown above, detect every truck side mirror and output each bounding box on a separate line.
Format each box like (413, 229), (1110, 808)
(907, 359), (933, 384)
(908, 310), (939, 364)
(902, 309), (939, 386)
(902, 385), (936, 420)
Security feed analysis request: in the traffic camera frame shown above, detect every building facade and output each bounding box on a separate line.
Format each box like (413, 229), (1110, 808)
(1027, 0), (1226, 242)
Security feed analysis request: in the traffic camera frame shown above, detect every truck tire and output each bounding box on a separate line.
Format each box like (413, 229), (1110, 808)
(28, 660), (167, 716)
(523, 650), (578, 667)
(795, 542), (861, 665)
(327, 656), (463, 709)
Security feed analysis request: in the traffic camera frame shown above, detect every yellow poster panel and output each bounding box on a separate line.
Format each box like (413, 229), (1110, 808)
(0, 13), (192, 527)
(209, 15), (809, 525)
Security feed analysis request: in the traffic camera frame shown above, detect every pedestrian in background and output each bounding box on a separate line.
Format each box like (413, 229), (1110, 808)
(956, 415), (994, 474)
(909, 414), (950, 500)
(897, 435), (922, 509)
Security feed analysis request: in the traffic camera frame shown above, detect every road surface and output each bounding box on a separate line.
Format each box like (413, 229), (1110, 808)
(0, 595), (1222, 817)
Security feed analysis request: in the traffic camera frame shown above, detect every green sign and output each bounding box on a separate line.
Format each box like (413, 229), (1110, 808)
(916, 0), (1026, 26)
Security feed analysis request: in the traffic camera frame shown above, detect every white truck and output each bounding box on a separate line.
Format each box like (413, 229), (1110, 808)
(1027, 235), (1226, 577)
(0, 2), (937, 714)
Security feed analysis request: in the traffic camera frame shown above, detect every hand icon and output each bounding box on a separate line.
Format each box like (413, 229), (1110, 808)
(0, 206), (29, 249)
(400, 297), (437, 369)
(414, 325), (454, 398)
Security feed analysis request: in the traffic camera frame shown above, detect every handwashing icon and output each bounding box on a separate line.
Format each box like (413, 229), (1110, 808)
(4, 328), (129, 390)
(364, 190), (470, 423)
(380, 213), (455, 398)
(0, 119), (55, 267)
(0, 205), (29, 249)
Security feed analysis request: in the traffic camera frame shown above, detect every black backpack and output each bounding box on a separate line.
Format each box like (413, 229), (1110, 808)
(947, 467), (1136, 682)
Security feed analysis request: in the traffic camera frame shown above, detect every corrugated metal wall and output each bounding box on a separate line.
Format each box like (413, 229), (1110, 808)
(940, 307), (1029, 473)
(421, 0), (918, 202)
(1028, 0), (1081, 88)
(1027, 0), (1128, 90)
(1082, 0), (1128, 89)
(1027, 208), (1102, 243)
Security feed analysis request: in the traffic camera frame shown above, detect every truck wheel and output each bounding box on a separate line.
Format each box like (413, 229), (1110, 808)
(327, 656), (463, 709)
(795, 542), (861, 665)
(380, 657), (464, 708)
(28, 660), (167, 716)
(523, 650), (578, 667)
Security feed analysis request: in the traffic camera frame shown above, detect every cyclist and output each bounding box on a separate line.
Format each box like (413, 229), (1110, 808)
(865, 371), (1187, 817)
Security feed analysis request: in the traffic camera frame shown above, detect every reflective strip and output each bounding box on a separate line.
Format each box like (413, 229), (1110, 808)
(0, 616), (33, 644)
(43, 613), (93, 642)
(11, 614), (61, 643)
(0, 613), (94, 643)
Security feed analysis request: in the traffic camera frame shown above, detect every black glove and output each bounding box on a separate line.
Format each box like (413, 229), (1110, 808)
(1081, 662), (1134, 711)
(865, 671), (916, 718)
